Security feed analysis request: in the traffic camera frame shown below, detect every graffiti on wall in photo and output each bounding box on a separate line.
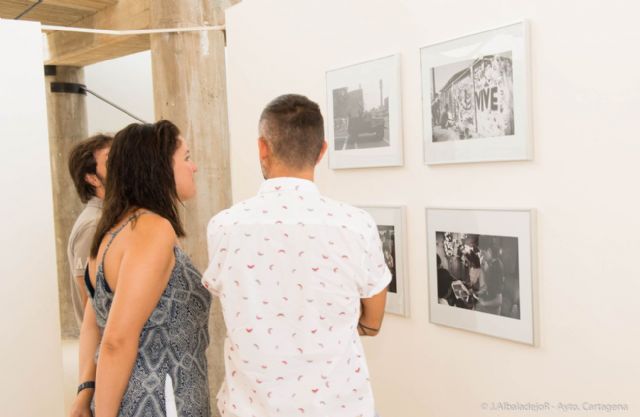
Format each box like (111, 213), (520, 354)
(430, 51), (514, 142)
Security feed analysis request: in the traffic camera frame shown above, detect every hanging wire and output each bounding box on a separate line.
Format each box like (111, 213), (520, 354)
(15, 0), (43, 20)
(83, 87), (148, 124)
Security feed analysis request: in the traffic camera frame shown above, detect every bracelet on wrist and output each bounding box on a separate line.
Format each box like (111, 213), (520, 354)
(77, 381), (95, 394)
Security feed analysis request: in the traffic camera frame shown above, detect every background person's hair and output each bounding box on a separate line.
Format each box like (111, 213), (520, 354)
(90, 120), (185, 257)
(463, 251), (481, 269)
(68, 134), (113, 203)
(259, 94), (324, 169)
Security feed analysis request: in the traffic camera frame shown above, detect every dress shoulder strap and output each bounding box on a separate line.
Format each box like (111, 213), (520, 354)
(100, 211), (149, 266)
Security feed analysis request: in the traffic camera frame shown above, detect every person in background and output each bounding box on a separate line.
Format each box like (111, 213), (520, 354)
(202, 94), (391, 417)
(67, 134), (112, 327)
(70, 121), (211, 417)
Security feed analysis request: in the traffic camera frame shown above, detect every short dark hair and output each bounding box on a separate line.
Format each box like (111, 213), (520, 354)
(463, 251), (481, 269)
(90, 120), (185, 258)
(259, 94), (324, 169)
(68, 134), (113, 203)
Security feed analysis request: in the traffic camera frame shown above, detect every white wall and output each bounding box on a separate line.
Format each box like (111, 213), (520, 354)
(85, 51), (155, 135)
(224, 1), (640, 416)
(0, 19), (65, 417)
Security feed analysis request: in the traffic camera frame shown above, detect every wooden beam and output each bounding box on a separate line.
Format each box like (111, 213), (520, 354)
(0, 0), (117, 25)
(43, 0), (118, 13)
(45, 0), (150, 66)
(150, 1), (237, 414)
(44, 66), (88, 339)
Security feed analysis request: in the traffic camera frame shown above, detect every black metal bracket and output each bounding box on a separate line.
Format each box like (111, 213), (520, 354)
(44, 65), (57, 76)
(50, 82), (87, 95)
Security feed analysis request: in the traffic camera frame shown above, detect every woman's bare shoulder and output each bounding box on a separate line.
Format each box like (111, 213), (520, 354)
(130, 212), (177, 245)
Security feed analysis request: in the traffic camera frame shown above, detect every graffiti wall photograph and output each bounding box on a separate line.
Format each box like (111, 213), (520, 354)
(430, 51), (514, 142)
(421, 21), (531, 164)
(326, 54), (404, 169)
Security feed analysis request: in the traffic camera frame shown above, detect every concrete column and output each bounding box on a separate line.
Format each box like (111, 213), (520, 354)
(44, 66), (89, 339)
(150, 1), (235, 413)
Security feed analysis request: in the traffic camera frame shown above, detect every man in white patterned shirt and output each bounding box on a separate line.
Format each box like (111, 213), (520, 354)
(203, 94), (390, 417)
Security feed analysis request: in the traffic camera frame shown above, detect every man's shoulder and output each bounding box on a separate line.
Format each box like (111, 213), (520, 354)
(317, 194), (377, 231)
(208, 196), (263, 228)
(69, 205), (101, 239)
(320, 195), (368, 216)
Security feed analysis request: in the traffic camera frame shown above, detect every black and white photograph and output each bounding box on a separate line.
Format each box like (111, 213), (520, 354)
(360, 206), (408, 316)
(427, 208), (535, 344)
(332, 80), (389, 150)
(421, 21), (531, 164)
(430, 52), (514, 142)
(435, 231), (520, 319)
(378, 225), (397, 294)
(326, 54), (403, 169)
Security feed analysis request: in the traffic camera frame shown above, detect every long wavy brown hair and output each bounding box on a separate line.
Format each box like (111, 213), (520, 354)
(90, 120), (186, 258)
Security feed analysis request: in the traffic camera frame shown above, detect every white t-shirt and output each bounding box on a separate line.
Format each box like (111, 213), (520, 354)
(66, 197), (102, 326)
(203, 177), (391, 417)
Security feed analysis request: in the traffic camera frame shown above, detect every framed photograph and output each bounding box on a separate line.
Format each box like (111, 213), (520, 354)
(426, 208), (536, 344)
(360, 206), (409, 316)
(420, 21), (531, 164)
(326, 54), (403, 169)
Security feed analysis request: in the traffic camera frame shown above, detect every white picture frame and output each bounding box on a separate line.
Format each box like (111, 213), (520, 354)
(360, 206), (409, 317)
(420, 21), (531, 165)
(326, 54), (403, 169)
(426, 207), (536, 344)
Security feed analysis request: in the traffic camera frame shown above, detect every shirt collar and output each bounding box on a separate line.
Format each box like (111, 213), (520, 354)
(87, 196), (103, 209)
(258, 177), (319, 196)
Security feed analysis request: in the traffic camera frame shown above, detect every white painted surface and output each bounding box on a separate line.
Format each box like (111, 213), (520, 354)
(85, 51), (155, 134)
(0, 19), (65, 417)
(224, 1), (640, 415)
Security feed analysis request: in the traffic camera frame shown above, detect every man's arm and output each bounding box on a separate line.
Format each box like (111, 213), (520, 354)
(74, 275), (88, 311)
(357, 213), (393, 336)
(359, 287), (388, 336)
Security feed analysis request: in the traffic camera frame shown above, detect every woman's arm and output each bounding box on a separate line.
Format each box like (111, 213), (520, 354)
(94, 216), (176, 417)
(68, 300), (100, 417)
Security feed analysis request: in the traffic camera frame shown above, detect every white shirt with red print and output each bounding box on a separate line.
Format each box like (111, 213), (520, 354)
(202, 177), (391, 417)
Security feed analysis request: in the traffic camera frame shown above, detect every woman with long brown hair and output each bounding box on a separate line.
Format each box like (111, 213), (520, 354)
(69, 121), (211, 417)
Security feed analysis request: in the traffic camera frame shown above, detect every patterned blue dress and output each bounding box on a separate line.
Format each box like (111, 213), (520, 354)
(86, 214), (211, 416)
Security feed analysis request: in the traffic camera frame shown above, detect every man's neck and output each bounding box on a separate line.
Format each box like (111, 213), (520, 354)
(266, 167), (315, 182)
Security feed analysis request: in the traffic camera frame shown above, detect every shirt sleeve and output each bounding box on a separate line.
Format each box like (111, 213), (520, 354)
(201, 214), (227, 296)
(358, 215), (392, 298)
(70, 223), (97, 276)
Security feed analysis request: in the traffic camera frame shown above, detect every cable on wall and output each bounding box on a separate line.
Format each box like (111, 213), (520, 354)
(49, 81), (148, 124)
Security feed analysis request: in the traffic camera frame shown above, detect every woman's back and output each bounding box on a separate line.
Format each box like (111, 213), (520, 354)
(88, 212), (211, 417)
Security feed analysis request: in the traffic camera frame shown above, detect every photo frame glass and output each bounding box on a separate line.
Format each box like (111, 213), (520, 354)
(326, 54), (403, 169)
(421, 21), (531, 165)
(426, 208), (535, 344)
(360, 206), (409, 317)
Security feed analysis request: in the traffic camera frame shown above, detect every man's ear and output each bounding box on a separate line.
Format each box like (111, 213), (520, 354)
(85, 173), (100, 188)
(258, 137), (271, 161)
(315, 141), (328, 165)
